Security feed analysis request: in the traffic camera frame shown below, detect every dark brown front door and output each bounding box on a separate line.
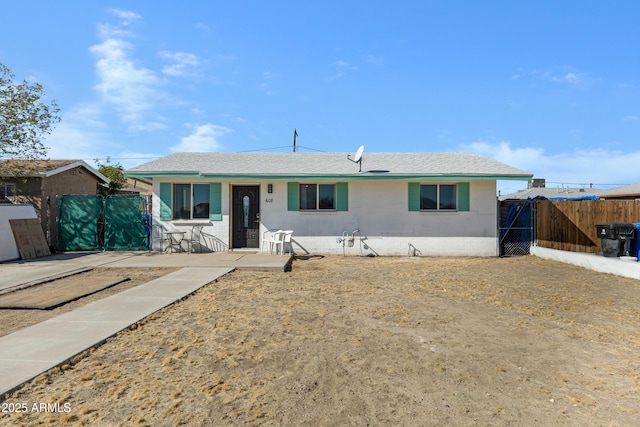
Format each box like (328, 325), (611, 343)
(232, 186), (260, 248)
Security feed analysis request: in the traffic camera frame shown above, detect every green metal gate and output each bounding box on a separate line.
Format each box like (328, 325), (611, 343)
(57, 195), (149, 251)
(57, 195), (103, 251)
(104, 196), (149, 250)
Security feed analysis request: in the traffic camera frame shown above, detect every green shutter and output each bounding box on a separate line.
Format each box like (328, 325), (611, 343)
(209, 183), (222, 221)
(336, 182), (348, 211)
(408, 182), (420, 211)
(287, 182), (299, 211)
(458, 182), (470, 212)
(159, 183), (172, 220)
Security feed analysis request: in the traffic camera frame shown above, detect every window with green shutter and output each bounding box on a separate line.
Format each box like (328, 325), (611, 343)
(408, 182), (420, 211)
(409, 182), (469, 212)
(336, 182), (348, 211)
(158, 182), (222, 220)
(287, 182), (299, 211)
(209, 183), (222, 220)
(288, 181), (348, 211)
(457, 182), (470, 212)
(159, 183), (172, 220)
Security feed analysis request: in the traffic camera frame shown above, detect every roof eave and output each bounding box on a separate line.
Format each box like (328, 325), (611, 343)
(599, 192), (640, 199)
(124, 171), (200, 179)
(42, 160), (111, 183)
(125, 172), (532, 181)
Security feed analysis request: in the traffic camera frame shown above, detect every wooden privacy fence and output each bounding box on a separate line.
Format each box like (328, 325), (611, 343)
(536, 199), (640, 254)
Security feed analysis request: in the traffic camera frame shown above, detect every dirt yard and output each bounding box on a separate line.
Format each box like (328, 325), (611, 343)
(1, 255), (639, 426)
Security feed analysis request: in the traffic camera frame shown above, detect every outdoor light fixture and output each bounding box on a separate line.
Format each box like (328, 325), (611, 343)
(268, 183), (273, 193)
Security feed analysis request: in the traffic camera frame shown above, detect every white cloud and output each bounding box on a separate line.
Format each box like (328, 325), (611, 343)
(159, 51), (201, 77)
(332, 60), (356, 71)
(108, 8), (141, 24)
(364, 54), (384, 65)
(195, 22), (210, 33)
(46, 123), (99, 160)
(523, 67), (595, 88)
(461, 140), (640, 193)
(44, 102), (164, 168)
(44, 103), (108, 160)
(170, 124), (231, 152)
(96, 23), (134, 41)
(331, 60), (357, 78)
(463, 140), (544, 169)
(623, 115), (638, 121)
(551, 72), (581, 84)
(90, 18), (163, 127)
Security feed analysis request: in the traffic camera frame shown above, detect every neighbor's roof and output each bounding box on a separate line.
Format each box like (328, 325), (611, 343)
(0, 159), (109, 183)
(125, 152), (532, 180)
(499, 186), (602, 201)
(596, 183), (640, 199)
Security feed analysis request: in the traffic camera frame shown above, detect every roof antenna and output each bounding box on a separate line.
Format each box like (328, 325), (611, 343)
(293, 129), (298, 152)
(347, 145), (364, 172)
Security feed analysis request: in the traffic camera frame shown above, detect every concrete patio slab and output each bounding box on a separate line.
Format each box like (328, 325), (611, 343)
(0, 251), (291, 293)
(101, 252), (292, 271)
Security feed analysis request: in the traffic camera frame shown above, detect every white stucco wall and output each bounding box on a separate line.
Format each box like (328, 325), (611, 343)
(0, 204), (38, 261)
(151, 179), (499, 256)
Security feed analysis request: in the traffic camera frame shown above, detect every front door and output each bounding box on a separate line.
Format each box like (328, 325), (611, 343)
(232, 186), (260, 248)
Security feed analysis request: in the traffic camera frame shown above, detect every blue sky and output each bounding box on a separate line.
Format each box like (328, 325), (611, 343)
(1, 1), (638, 194)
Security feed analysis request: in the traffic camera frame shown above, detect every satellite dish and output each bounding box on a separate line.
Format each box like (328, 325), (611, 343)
(347, 145), (365, 172)
(354, 145), (364, 162)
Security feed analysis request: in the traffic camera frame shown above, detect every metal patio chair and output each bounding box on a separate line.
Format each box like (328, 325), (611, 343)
(150, 224), (169, 252)
(188, 225), (205, 253)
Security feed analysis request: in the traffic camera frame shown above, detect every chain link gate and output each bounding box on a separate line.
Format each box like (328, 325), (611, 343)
(57, 194), (150, 251)
(498, 199), (535, 257)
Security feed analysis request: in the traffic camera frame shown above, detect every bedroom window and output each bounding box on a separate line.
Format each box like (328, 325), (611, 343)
(420, 184), (457, 211)
(409, 182), (469, 212)
(172, 183), (211, 220)
(159, 182), (221, 221)
(287, 182), (348, 212)
(299, 184), (336, 210)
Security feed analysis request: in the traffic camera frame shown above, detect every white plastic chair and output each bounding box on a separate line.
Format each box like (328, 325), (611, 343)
(261, 229), (284, 254)
(281, 230), (294, 256)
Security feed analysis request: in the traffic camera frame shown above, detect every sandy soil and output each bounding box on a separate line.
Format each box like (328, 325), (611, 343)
(1, 255), (639, 426)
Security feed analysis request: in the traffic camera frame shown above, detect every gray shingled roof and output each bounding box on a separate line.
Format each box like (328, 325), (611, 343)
(126, 152), (532, 179)
(0, 159), (109, 182)
(596, 183), (640, 198)
(498, 186), (602, 200)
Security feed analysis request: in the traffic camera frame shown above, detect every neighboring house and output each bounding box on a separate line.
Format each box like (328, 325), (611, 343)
(595, 183), (640, 200)
(0, 160), (110, 249)
(120, 177), (153, 195)
(125, 151), (532, 256)
(498, 186), (601, 201)
(498, 177), (601, 200)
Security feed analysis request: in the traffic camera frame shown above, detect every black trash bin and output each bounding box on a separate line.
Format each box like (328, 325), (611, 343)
(596, 223), (636, 257)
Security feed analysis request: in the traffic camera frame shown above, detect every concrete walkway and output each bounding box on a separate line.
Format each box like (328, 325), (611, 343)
(0, 251), (292, 398)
